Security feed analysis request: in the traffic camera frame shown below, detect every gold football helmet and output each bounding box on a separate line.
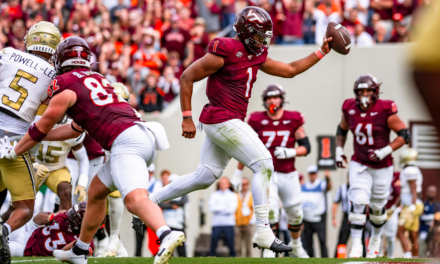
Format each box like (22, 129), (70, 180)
(400, 148), (418, 166)
(24, 21), (61, 55)
(113, 82), (130, 101)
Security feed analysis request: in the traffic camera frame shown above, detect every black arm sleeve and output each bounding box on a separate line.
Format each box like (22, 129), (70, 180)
(297, 136), (311, 155)
(336, 124), (348, 137)
(396, 128), (410, 144)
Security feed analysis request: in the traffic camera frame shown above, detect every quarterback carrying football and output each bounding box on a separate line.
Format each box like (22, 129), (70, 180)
(149, 6), (337, 252)
(335, 74), (409, 258)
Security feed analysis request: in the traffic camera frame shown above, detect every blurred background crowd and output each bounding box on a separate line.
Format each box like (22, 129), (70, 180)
(0, 0), (431, 113)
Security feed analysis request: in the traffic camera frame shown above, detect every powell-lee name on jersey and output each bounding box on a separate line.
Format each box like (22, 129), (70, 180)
(7, 53), (56, 79)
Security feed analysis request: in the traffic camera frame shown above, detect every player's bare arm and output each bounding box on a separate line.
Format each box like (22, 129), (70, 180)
(335, 114), (349, 168)
(387, 114), (407, 151)
(259, 36), (332, 78)
(61, 241), (76, 251)
(44, 122), (83, 141)
(293, 126), (310, 157)
(12, 90), (78, 156)
(408, 180), (417, 205)
(325, 170), (332, 191)
(32, 212), (53, 226)
(180, 53), (224, 139)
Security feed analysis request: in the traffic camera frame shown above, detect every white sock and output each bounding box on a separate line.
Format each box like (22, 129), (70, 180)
(351, 228), (363, 239)
(76, 239), (90, 251)
(352, 237), (362, 246)
(292, 237), (301, 245)
(254, 205), (271, 232)
(108, 197), (124, 240)
(404, 251), (412, 258)
(371, 226), (383, 239)
(4, 223), (11, 235)
(156, 226), (171, 238)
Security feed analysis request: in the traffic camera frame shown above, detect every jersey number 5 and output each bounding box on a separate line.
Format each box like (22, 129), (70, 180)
(2, 70), (38, 111)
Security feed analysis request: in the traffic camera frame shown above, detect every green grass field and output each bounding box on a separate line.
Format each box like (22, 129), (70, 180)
(10, 257), (434, 264)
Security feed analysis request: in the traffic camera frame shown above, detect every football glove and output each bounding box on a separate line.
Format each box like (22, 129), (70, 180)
(0, 136), (18, 160)
(230, 169), (243, 193)
(336, 147), (347, 168)
(369, 146), (393, 162)
(274, 147), (297, 159)
(34, 164), (50, 181)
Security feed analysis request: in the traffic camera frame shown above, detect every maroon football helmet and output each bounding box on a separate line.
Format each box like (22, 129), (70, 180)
(66, 201), (87, 234)
(53, 36), (92, 75)
(262, 84), (285, 114)
(353, 74), (382, 108)
(234, 7), (273, 56)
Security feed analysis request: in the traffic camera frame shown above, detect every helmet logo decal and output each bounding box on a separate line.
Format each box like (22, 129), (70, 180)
(247, 10), (263, 24)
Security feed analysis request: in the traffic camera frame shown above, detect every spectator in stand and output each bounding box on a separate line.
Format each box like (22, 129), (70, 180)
(166, 51), (189, 79)
(341, 8), (359, 38)
(301, 166), (331, 258)
(161, 14), (192, 61)
(124, 63), (150, 100)
(374, 20), (391, 43)
(178, 7), (195, 31)
(280, 0), (306, 45)
(302, 0), (316, 44)
(370, 0), (394, 32)
(419, 185), (440, 257)
(389, 14), (410, 42)
(220, 0), (236, 37)
(159, 66), (180, 107)
(195, 0), (221, 37)
(354, 23), (374, 46)
(190, 17), (210, 61)
(392, 0), (418, 22)
(311, 3), (342, 45)
(344, 0), (370, 25)
(138, 73), (165, 114)
(234, 177), (254, 258)
(133, 27), (167, 76)
(209, 177), (237, 257)
(159, 174), (189, 257)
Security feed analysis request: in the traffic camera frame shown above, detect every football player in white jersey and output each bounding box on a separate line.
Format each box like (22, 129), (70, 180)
(397, 148), (424, 258)
(0, 21), (61, 264)
(34, 116), (89, 211)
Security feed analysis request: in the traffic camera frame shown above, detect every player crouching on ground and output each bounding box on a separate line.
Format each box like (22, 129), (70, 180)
(232, 84), (310, 258)
(9, 202), (93, 257)
(34, 115), (88, 211)
(397, 148), (424, 258)
(335, 74), (409, 258)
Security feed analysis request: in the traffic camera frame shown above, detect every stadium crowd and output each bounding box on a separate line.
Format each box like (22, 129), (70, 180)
(0, 0), (430, 114)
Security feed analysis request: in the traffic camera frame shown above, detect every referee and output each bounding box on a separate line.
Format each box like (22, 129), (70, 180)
(332, 176), (350, 258)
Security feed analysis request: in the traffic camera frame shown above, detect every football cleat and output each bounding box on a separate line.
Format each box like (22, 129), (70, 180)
(262, 249), (275, 258)
(0, 224), (11, 264)
(102, 237), (120, 257)
(252, 230), (291, 253)
(154, 230), (186, 264)
(366, 236), (381, 258)
(116, 242), (128, 257)
(349, 238), (363, 258)
(96, 236), (108, 257)
(289, 240), (310, 258)
(54, 249), (87, 264)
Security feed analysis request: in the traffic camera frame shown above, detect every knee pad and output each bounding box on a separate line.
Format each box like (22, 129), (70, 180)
(349, 202), (367, 229)
(285, 203), (303, 227)
(249, 159), (274, 176)
(369, 207), (387, 228)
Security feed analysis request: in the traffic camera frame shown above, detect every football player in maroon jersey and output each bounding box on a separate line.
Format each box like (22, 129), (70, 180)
(149, 6), (337, 252)
(0, 37), (184, 264)
(335, 74), (409, 258)
(8, 202), (91, 257)
(232, 84), (310, 258)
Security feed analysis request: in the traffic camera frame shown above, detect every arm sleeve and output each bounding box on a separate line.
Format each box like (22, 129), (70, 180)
(72, 146), (89, 188)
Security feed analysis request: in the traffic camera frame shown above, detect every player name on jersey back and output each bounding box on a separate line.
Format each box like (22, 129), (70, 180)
(4, 49), (56, 79)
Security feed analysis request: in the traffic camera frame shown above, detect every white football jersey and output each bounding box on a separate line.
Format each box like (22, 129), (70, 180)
(400, 166), (423, 206)
(0, 48), (56, 130)
(36, 133), (85, 171)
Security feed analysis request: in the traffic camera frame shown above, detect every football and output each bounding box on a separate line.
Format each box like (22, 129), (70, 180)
(326, 22), (351, 55)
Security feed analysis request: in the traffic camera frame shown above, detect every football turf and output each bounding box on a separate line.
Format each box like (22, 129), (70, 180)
(10, 257), (434, 263)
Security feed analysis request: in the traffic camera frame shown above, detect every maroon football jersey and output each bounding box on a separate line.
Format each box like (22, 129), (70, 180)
(385, 172), (401, 209)
(24, 213), (79, 257)
(248, 110), (304, 173)
(47, 69), (141, 150)
(342, 98), (398, 169)
(68, 134), (105, 161)
(199, 37), (268, 124)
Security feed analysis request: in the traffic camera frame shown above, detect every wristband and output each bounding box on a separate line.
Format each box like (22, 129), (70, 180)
(315, 49), (325, 59)
(183, 116), (192, 119)
(28, 123), (47, 142)
(182, 111), (192, 117)
(48, 214), (54, 222)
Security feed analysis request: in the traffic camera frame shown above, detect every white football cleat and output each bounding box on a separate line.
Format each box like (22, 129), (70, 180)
(252, 230), (291, 253)
(154, 230), (186, 264)
(54, 249), (88, 264)
(102, 237), (120, 257)
(349, 238), (363, 258)
(96, 236), (108, 257)
(289, 240), (309, 258)
(366, 236), (381, 258)
(116, 242), (128, 257)
(262, 249), (275, 258)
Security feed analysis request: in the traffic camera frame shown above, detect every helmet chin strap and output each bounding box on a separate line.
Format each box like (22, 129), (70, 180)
(360, 96), (370, 108)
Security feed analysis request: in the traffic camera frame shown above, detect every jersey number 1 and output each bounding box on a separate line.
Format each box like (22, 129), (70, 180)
(245, 67), (253, 98)
(2, 70), (38, 111)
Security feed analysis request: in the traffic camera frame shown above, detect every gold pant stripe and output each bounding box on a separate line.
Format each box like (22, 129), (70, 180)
(22, 151), (35, 196)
